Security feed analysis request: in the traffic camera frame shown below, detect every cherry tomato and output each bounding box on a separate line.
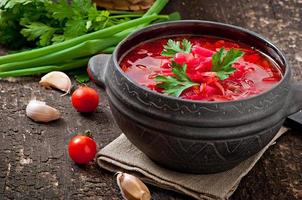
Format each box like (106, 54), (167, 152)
(68, 135), (97, 164)
(71, 86), (99, 112)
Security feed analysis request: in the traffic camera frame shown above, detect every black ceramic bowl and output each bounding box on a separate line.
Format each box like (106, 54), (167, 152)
(88, 21), (302, 174)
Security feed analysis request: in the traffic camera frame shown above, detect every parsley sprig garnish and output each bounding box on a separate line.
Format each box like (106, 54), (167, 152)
(156, 39), (244, 97)
(155, 61), (198, 97)
(161, 39), (192, 57)
(212, 48), (244, 80)
(0, 0), (150, 48)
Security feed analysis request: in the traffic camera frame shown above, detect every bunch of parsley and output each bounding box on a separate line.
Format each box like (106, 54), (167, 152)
(0, 0), (178, 81)
(0, 0), (144, 49)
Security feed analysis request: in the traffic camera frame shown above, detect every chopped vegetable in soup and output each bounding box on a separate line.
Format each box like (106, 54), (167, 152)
(119, 36), (282, 101)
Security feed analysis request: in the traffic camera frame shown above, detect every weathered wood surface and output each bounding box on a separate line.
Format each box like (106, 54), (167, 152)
(0, 0), (301, 199)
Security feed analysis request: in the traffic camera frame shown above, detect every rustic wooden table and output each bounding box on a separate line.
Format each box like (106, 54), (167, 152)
(0, 0), (301, 199)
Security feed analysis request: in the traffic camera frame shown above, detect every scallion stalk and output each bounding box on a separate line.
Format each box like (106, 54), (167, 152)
(144, 0), (169, 16)
(102, 46), (115, 54)
(0, 58), (89, 77)
(0, 0), (171, 77)
(0, 37), (122, 72)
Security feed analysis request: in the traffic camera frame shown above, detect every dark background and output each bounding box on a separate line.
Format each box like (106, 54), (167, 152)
(0, 0), (301, 199)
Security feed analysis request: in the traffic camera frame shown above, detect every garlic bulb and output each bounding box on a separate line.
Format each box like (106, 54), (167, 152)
(116, 172), (151, 200)
(39, 71), (72, 94)
(26, 100), (60, 122)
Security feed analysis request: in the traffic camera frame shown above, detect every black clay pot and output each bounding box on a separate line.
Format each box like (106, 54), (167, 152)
(88, 21), (302, 174)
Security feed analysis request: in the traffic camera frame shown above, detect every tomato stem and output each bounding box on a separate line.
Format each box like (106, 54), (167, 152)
(84, 130), (93, 138)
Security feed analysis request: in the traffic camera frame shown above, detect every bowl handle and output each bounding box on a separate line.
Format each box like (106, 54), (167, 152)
(285, 83), (302, 129)
(87, 54), (111, 88)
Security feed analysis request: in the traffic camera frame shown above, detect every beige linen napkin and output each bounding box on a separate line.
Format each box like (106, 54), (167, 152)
(97, 127), (288, 200)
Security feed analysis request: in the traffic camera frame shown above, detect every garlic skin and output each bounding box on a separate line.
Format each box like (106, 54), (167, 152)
(116, 172), (151, 200)
(39, 71), (72, 94)
(26, 100), (60, 122)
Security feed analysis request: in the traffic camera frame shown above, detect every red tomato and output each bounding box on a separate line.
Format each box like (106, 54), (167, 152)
(68, 135), (97, 164)
(71, 86), (99, 112)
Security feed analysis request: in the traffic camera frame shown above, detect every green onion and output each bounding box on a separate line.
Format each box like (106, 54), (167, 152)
(0, 0), (172, 77)
(144, 0), (169, 16)
(0, 37), (122, 72)
(0, 58), (89, 78)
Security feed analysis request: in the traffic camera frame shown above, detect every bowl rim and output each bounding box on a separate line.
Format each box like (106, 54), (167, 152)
(112, 20), (290, 105)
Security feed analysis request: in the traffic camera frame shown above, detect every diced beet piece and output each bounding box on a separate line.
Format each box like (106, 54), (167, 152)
(229, 64), (245, 79)
(195, 57), (212, 72)
(200, 84), (219, 97)
(214, 81), (225, 95)
(187, 56), (201, 68)
(174, 53), (187, 64)
(181, 87), (206, 100)
(200, 72), (218, 84)
(185, 53), (195, 62)
(206, 85), (219, 96)
(187, 71), (203, 83)
(230, 71), (243, 79)
(192, 46), (215, 57)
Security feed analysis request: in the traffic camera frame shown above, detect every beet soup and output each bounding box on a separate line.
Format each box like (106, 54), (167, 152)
(119, 36), (282, 101)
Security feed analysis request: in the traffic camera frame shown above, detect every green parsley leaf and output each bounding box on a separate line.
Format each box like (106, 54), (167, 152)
(20, 22), (56, 46)
(74, 72), (90, 83)
(1, 0), (34, 9)
(71, 0), (92, 16)
(51, 34), (65, 44)
(90, 10), (110, 31)
(70, 68), (90, 83)
(166, 12), (181, 21)
(212, 48), (244, 80)
(0, 0), (50, 48)
(63, 19), (88, 39)
(0, 0), (8, 7)
(47, 0), (73, 21)
(161, 39), (192, 57)
(155, 61), (198, 97)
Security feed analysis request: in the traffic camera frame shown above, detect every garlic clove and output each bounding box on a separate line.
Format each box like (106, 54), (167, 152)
(39, 71), (72, 94)
(26, 100), (60, 122)
(116, 172), (151, 200)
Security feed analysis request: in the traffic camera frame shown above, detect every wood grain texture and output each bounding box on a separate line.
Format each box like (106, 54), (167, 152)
(93, 0), (155, 11)
(0, 0), (301, 199)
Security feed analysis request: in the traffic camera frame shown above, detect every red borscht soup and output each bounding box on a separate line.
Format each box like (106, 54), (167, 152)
(119, 36), (282, 101)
